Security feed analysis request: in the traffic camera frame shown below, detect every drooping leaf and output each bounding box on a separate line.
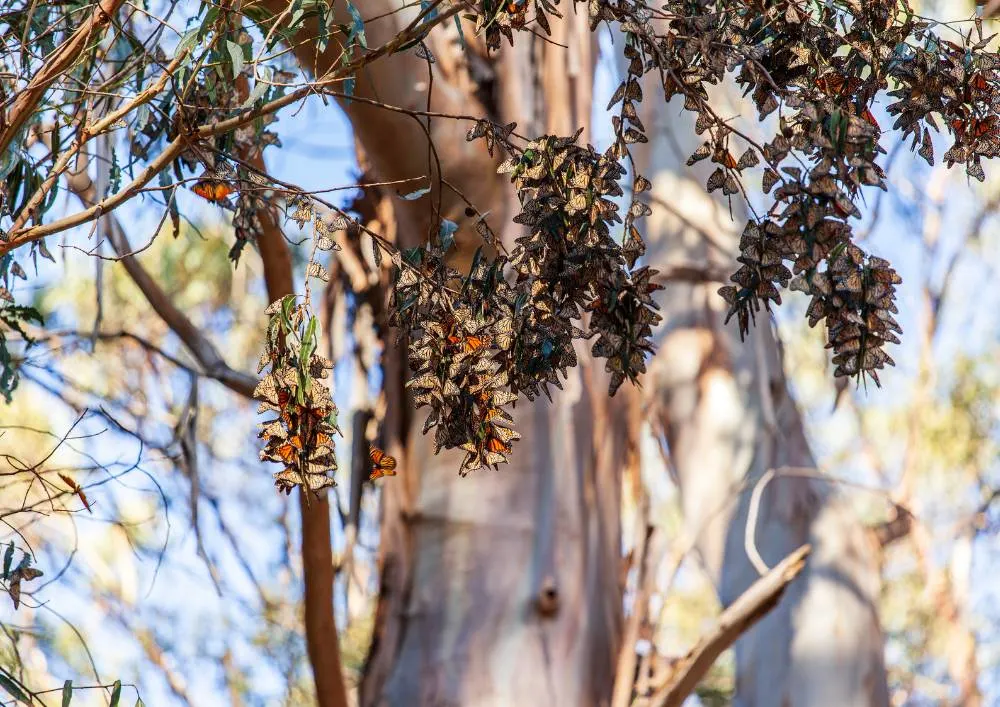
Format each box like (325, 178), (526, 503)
(226, 39), (245, 78)
(0, 670), (28, 704)
(346, 1), (367, 48)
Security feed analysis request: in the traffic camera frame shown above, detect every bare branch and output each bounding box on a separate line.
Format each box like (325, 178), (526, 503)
(61, 159), (258, 398)
(649, 544), (812, 707)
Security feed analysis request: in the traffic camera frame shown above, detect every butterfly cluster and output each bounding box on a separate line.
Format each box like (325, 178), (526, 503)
(391, 247), (523, 474)
(459, 0), (985, 384)
(255, 295), (341, 497)
(382, 125), (662, 473)
(548, 0), (1000, 386)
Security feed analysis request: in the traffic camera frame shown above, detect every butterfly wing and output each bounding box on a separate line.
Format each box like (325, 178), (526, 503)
(192, 179), (235, 202)
(369, 444), (398, 471)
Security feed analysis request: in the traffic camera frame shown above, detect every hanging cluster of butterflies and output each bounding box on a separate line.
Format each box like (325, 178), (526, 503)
(567, 0), (1000, 385)
(394, 252), (524, 473)
(255, 295), (341, 498)
(256, 291), (403, 494)
(376, 124), (663, 474)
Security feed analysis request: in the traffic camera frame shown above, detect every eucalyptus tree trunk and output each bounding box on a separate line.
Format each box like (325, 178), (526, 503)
(260, 0), (629, 703)
(634, 83), (890, 706)
(360, 17), (635, 706)
(265, 0), (892, 700)
(356, 14), (634, 706)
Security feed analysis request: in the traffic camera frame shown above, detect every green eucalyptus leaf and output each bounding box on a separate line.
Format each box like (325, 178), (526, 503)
(3, 542), (13, 579)
(346, 1), (367, 48)
(226, 39), (245, 77)
(0, 671), (28, 704)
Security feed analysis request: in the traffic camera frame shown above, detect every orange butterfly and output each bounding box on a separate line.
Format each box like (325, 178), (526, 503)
(860, 108), (880, 131)
(447, 333), (488, 353)
(192, 179), (236, 203)
(277, 443), (299, 464)
(506, 0), (527, 21)
(482, 407), (504, 423)
(712, 147), (738, 169)
(369, 444), (398, 480)
(973, 117), (999, 138)
(816, 73), (861, 97)
(485, 436), (511, 455)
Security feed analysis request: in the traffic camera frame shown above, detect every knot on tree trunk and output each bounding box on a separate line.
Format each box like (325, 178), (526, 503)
(535, 576), (560, 618)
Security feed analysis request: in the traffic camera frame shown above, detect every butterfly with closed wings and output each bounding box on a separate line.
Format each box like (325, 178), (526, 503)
(369, 444), (398, 480)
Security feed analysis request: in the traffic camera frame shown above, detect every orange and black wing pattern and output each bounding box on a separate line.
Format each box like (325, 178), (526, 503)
(192, 179), (236, 203)
(447, 333), (489, 354)
(369, 444), (398, 480)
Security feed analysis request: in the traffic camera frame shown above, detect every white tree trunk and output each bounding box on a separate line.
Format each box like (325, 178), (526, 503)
(636, 85), (890, 707)
(349, 9), (630, 706)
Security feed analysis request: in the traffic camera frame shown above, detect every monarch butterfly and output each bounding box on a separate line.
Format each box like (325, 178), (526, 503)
(192, 179), (236, 203)
(712, 147), (739, 169)
(973, 117), (999, 138)
(816, 73), (861, 97)
(706, 168), (727, 193)
(860, 108), (880, 131)
(369, 444), (398, 480)
(505, 0), (527, 20)
(447, 333), (488, 353)
(483, 407), (505, 423)
(485, 436), (511, 455)
(492, 318), (516, 350)
(277, 442), (299, 463)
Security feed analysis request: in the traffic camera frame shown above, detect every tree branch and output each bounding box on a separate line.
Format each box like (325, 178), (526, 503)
(60, 158), (258, 398)
(0, 0), (128, 158)
(649, 544), (812, 707)
(0, 3), (461, 257)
